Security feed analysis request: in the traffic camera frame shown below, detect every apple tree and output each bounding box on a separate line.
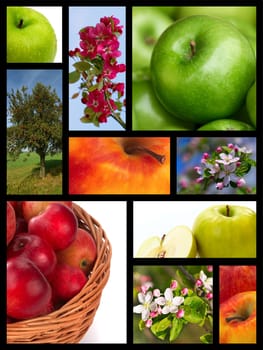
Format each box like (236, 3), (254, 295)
(7, 83), (62, 178)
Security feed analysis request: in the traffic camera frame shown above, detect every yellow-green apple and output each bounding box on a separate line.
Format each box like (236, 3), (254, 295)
(49, 263), (87, 303)
(7, 6), (57, 63)
(7, 233), (57, 278)
(7, 256), (52, 320)
(197, 119), (255, 131)
(56, 228), (97, 276)
(192, 204), (256, 258)
(69, 137), (170, 194)
(219, 266), (256, 304)
(136, 225), (197, 258)
(21, 201), (73, 222)
(246, 81), (256, 128)
(7, 201), (16, 246)
(28, 203), (78, 251)
(219, 291), (256, 344)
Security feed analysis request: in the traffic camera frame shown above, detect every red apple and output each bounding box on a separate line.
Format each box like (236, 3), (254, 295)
(7, 233), (57, 278)
(219, 265), (256, 304)
(219, 291), (256, 344)
(21, 201), (73, 222)
(56, 227), (97, 275)
(7, 201), (16, 245)
(49, 263), (87, 303)
(28, 203), (78, 251)
(15, 216), (28, 234)
(69, 137), (170, 194)
(7, 256), (52, 320)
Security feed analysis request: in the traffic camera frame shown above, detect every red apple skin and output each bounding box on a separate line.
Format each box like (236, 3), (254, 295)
(219, 291), (256, 344)
(219, 266), (256, 304)
(21, 201), (73, 222)
(56, 228), (97, 275)
(7, 257), (52, 320)
(7, 233), (57, 278)
(28, 203), (78, 251)
(49, 263), (87, 303)
(7, 201), (16, 246)
(15, 216), (28, 234)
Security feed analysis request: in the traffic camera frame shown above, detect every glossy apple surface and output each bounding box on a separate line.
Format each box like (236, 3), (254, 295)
(197, 119), (254, 131)
(56, 228), (97, 275)
(7, 201), (16, 246)
(69, 137), (170, 194)
(7, 7), (57, 63)
(7, 256), (52, 320)
(21, 200), (72, 222)
(246, 81), (256, 127)
(192, 204), (256, 258)
(219, 266), (256, 304)
(133, 79), (195, 130)
(28, 203), (78, 251)
(151, 15), (256, 124)
(219, 291), (256, 344)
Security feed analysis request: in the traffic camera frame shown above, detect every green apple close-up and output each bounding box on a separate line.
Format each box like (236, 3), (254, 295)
(192, 204), (256, 258)
(7, 7), (57, 63)
(133, 79), (195, 130)
(246, 81), (256, 128)
(132, 7), (173, 72)
(197, 119), (255, 131)
(151, 15), (256, 125)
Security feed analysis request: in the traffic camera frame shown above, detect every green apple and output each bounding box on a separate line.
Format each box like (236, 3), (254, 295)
(155, 7), (178, 19)
(227, 18), (256, 56)
(197, 119), (255, 131)
(151, 15), (256, 124)
(135, 225), (197, 258)
(176, 6), (256, 27)
(192, 204), (256, 258)
(246, 82), (256, 128)
(133, 79), (195, 130)
(7, 7), (57, 63)
(132, 7), (173, 71)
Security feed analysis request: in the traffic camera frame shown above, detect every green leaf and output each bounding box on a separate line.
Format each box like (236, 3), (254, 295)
(69, 70), (80, 84)
(151, 317), (171, 340)
(73, 61), (91, 72)
(200, 333), (213, 344)
(235, 162), (251, 177)
(183, 296), (208, 324)
(169, 317), (184, 342)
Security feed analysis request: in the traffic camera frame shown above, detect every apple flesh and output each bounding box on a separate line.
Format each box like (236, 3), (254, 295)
(192, 204), (256, 258)
(7, 201), (16, 245)
(28, 203), (78, 251)
(7, 7), (57, 63)
(219, 265), (256, 304)
(56, 228), (97, 276)
(136, 225), (197, 258)
(219, 291), (256, 344)
(7, 256), (52, 320)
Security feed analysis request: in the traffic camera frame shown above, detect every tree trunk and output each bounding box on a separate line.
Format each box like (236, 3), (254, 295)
(39, 153), (46, 178)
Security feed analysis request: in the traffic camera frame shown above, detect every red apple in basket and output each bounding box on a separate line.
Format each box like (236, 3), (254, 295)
(28, 202), (78, 251)
(56, 227), (97, 275)
(7, 201), (16, 245)
(21, 200), (73, 222)
(7, 256), (52, 320)
(7, 233), (57, 278)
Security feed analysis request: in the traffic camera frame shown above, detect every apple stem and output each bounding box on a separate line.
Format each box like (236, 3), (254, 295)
(226, 205), (230, 217)
(145, 36), (156, 46)
(190, 40), (196, 57)
(124, 145), (165, 164)
(18, 19), (24, 29)
(226, 316), (246, 323)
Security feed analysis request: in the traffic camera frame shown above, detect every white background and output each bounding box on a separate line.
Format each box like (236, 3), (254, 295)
(28, 7), (62, 63)
(133, 201), (256, 256)
(73, 201), (127, 344)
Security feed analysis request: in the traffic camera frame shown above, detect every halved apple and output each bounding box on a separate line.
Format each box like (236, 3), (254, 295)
(135, 225), (197, 258)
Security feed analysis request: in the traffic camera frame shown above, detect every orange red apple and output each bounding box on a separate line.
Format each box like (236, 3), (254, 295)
(69, 137), (170, 194)
(21, 201), (73, 222)
(219, 265), (256, 304)
(219, 291), (256, 344)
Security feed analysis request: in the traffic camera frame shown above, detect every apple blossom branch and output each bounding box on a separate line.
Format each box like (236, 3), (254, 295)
(69, 16), (126, 129)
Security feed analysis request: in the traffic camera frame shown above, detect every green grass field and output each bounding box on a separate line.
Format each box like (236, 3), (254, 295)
(7, 152), (63, 194)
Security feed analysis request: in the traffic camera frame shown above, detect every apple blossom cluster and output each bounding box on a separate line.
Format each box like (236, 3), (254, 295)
(69, 16), (126, 128)
(133, 270), (213, 343)
(194, 143), (256, 191)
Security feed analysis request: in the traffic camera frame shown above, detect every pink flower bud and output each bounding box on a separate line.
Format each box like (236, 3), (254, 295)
(176, 309), (185, 318)
(170, 280), (178, 290)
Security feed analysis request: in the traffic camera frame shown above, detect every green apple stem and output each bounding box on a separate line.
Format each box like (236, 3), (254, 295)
(145, 36), (156, 46)
(18, 19), (24, 29)
(226, 205), (230, 217)
(124, 145), (165, 164)
(190, 40), (196, 57)
(157, 234), (166, 258)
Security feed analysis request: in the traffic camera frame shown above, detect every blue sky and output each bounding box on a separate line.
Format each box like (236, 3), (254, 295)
(7, 69), (62, 127)
(68, 6), (126, 131)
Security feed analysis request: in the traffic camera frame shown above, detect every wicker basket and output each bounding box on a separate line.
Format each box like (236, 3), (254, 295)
(7, 203), (112, 344)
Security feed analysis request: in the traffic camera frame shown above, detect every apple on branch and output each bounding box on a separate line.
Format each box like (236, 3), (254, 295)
(135, 225), (197, 258)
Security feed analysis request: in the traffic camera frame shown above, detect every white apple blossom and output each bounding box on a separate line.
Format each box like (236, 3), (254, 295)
(216, 149), (239, 165)
(155, 288), (184, 314)
(199, 270), (213, 292)
(133, 291), (157, 321)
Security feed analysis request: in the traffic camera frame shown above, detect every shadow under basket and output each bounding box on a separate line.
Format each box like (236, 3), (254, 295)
(7, 203), (112, 344)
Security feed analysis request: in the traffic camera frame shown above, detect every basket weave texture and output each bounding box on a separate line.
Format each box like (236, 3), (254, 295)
(7, 203), (112, 344)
